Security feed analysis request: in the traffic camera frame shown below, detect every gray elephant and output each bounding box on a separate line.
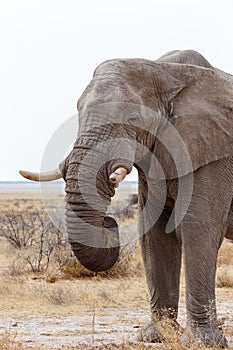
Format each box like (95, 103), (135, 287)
(20, 50), (233, 347)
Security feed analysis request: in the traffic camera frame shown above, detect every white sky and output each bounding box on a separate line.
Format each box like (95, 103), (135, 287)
(1, 0), (233, 181)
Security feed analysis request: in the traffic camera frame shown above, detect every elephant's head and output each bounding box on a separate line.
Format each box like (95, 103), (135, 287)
(20, 50), (233, 272)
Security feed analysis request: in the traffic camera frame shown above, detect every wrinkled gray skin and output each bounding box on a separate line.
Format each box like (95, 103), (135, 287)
(59, 50), (233, 347)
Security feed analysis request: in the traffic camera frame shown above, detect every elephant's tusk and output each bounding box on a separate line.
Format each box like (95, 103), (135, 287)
(109, 167), (128, 185)
(19, 168), (62, 182)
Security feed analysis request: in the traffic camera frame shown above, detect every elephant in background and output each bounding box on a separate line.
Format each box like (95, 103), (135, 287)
(20, 49), (233, 347)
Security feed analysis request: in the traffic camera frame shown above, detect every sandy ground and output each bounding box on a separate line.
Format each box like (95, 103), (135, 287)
(1, 307), (150, 348)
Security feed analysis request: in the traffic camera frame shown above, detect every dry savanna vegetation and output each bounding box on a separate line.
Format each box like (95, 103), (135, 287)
(0, 187), (233, 349)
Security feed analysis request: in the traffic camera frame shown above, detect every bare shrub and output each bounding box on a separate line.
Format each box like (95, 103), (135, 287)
(0, 210), (38, 248)
(0, 209), (68, 273)
(9, 258), (26, 276)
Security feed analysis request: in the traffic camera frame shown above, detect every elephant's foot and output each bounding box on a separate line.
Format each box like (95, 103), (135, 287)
(137, 321), (164, 343)
(138, 319), (182, 343)
(181, 323), (228, 348)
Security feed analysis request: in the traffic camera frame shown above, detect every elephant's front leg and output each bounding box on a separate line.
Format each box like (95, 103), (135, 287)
(181, 229), (226, 347)
(139, 204), (182, 343)
(179, 159), (233, 348)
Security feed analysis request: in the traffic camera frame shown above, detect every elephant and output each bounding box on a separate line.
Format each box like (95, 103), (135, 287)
(20, 49), (233, 347)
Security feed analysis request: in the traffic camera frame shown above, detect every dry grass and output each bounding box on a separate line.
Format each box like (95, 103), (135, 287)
(60, 344), (167, 349)
(0, 197), (146, 312)
(0, 272), (148, 312)
(217, 266), (233, 288)
(3, 341), (156, 350)
(0, 192), (43, 211)
(218, 240), (233, 267)
(61, 243), (144, 280)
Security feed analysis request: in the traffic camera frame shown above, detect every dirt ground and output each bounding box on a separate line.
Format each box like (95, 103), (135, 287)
(0, 288), (233, 349)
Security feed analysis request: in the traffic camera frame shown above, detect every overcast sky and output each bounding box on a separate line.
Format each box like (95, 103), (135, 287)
(1, 0), (233, 181)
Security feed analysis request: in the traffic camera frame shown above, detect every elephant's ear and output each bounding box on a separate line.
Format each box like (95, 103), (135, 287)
(152, 63), (233, 179)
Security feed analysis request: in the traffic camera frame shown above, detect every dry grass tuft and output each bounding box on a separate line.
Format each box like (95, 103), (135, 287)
(0, 331), (24, 350)
(61, 257), (97, 279)
(217, 266), (233, 288)
(61, 244), (144, 280)
(44, 285), (76, 305)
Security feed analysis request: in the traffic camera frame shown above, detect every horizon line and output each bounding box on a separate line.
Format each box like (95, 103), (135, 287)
(0, 180), (138, 184)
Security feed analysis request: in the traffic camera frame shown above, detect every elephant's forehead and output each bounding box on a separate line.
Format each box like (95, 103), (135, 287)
(77, 80), (137, 114)
(78, 76), (159, 119)
(78, 101), (145, 128)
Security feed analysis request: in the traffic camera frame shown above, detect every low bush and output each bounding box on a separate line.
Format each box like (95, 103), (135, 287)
(0, 209), (69, 273)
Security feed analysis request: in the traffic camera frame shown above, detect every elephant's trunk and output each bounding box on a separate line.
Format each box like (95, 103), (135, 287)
(66, 205), (120, 271)
(64, 138), (128, 272)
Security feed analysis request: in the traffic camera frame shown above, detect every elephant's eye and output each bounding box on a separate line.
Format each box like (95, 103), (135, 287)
(127, 112), (140, 126)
